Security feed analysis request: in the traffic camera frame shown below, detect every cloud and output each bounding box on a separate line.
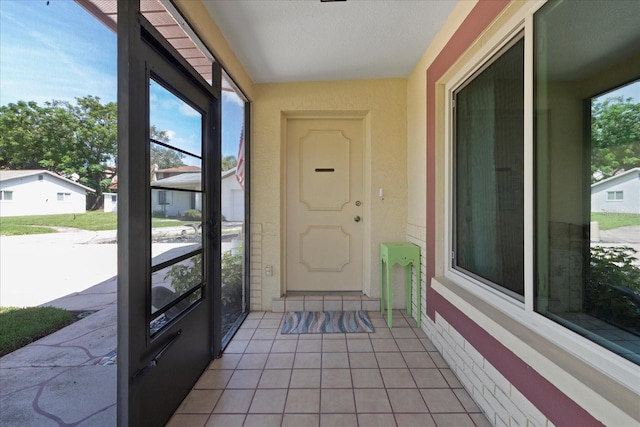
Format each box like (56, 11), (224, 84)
(165, 130), (177, 141)
(179, 103), (201, 118)
(163, 130), (201, 158)
(222, 90), (245, 108)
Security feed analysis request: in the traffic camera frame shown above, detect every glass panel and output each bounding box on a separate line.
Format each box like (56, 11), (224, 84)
(221, 76), (246, 338)
(149, 79), (202, 158)
(150, 143), (202, 187)
(150, 288), (202, 336)
(151, 254), (203, 316)
(150, 144), (202, 268)
(454, 37), (524, 298)
(149, 76), (205, 334)
(535, 0), (640, 364)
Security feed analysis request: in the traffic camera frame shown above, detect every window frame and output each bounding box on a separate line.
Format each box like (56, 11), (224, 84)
(444, 22), (532, 311)
(451, 32), (526, 301)
(440, 0), (639, 391)
(0, 190), (13, 201)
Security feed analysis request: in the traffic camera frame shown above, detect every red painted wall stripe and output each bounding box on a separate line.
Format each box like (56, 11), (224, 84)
(425, 1), (604, 425)
(435, 292), (605, 426)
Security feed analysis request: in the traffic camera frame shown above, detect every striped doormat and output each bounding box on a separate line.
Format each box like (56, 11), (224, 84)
(281, 311), (374, 334)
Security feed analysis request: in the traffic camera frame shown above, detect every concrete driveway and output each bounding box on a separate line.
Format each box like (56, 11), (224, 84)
(0, 228), (118, 308)
(0, 225), (205, 426)
(594, 225), (640, 267)
(0, 226), (201, 308)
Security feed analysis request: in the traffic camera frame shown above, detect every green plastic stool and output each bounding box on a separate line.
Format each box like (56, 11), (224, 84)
(380, 242), (421, 328)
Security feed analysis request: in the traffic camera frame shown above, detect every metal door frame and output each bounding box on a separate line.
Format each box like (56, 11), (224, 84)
(117, 2), (222, 425)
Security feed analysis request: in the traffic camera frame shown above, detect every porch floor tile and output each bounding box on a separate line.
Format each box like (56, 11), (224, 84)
(168, 310), (490, 427)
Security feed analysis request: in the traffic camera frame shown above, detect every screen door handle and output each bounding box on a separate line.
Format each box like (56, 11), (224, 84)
(132, 329), (182, 382)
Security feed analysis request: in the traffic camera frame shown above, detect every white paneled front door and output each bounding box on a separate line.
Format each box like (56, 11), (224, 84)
(286, 118), (364, 291)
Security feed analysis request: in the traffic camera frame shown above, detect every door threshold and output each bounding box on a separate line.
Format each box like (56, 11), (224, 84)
(285, 291), (363, 296)
(272, 293), (380, 313)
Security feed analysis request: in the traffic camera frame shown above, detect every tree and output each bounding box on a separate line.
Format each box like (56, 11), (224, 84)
(0, 96), (117, 197)
(591, 96), (640, 182)
(149, 125), (186, 169)
(222, 155), (237, 171)
(69, 96), (117, 193)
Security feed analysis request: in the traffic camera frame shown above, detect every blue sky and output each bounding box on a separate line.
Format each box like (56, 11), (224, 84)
(0, 0), (244, 160)
(595, 80), (639, 103)
(0, 0), (116, 105)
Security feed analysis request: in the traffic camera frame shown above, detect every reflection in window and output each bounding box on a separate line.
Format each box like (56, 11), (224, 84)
(535, 0), (640, 364)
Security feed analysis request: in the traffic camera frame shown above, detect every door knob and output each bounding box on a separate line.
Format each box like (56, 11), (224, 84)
(354, 216), (361, 222)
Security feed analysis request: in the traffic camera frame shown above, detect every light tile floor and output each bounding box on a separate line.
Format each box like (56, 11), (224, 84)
(167, 310), (491, 427)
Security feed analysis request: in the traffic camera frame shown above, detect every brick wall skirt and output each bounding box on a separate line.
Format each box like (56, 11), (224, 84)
(424, 314), (551, 427)
(250, 223), (263, 311)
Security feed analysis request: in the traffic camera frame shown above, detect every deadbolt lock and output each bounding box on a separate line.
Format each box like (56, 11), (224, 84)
(354, 216), (362, 222)
(355, 201), (362, 206)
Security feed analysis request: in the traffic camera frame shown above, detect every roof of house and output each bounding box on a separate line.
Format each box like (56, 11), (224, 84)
(221, 167), (237, 180)
(0, 169), (95, 192)
(151, 168), (239, 189)
(157, 166), (202, 173)
(591, 167), (640, 189)
(152, 173), (201, 188)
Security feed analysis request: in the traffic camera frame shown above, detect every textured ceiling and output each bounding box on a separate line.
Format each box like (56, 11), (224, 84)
(202, 0), (459, 83)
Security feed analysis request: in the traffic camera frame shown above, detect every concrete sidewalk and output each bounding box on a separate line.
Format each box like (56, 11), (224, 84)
(0, 225), (202, 308)
(0, 278), (118, 426)
(0, 226), (187, 426)
(0, 224), (240, 426)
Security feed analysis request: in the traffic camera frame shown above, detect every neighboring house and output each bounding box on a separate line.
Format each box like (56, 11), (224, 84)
(151, 172), (202, 217)
(591, 168), (640, 213)
(221, 167), (244, 222)
(103, 192), (118, 213)
(150, 168), (244, 221)
(106, 166), (201, 192)
(0, 170), (95, 217)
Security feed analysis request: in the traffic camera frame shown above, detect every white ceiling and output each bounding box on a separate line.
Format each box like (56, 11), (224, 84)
(202, 0), (459, 84)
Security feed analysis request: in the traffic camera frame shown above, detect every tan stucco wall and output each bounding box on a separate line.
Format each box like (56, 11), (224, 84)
(252, 79), (408, 308)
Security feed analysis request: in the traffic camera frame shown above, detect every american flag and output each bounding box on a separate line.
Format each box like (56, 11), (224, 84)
(235, 125), (245, 189)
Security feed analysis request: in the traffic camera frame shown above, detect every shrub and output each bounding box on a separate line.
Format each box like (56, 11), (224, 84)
(587, 246), (640, 332)
(163, 249), (244, 312)
(165, 255), (202, 299)
(222, 250), (243, 306)
(183, 209), (202, 221)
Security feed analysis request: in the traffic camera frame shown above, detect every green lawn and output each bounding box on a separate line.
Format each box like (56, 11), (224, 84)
(0, 307), (73, 356)
(591, 213), (640, 230)
(0, 211), (191, 236)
